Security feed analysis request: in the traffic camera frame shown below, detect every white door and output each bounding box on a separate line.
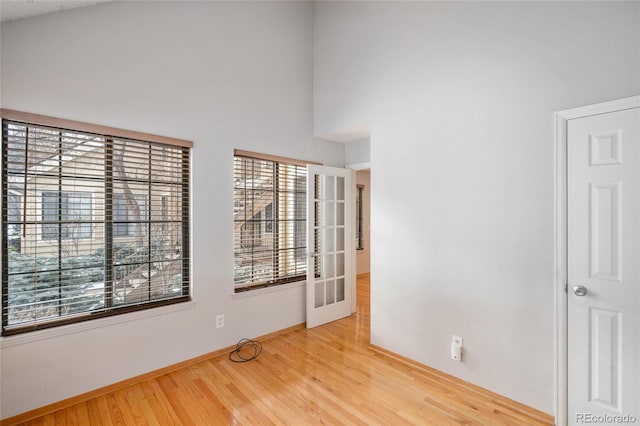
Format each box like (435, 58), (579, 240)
(306, 165), (354, 328)
(567, 106), (640, 423)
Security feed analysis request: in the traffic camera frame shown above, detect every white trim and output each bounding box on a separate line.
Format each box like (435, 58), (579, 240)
(346, 161), (371, 171)
(231, 280), (305, 299)
(0, 300), (196, 349)
(556, 96), (639, 120)
(554, 110), (569, 426)
(351, 168), (357, 313)
(553, 95), (639, 426)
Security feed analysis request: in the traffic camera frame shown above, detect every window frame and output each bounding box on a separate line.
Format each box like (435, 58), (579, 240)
(233, 150), (317, 293)
(1, 109), (192, 336)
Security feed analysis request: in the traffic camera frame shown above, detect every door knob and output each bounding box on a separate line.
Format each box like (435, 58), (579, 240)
(573, 285), (588, 296)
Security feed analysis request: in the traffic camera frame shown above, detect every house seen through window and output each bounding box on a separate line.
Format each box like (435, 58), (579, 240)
(113, 193), (148, 237)
(41, 191), (93, 240)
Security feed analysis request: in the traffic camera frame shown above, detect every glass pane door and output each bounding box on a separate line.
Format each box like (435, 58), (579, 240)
(306, 165), (353, 328)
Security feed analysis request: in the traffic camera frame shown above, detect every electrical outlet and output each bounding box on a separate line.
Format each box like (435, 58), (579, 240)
(451, 345), (463, 361)
(452, 335), (463, 347)
(451, 335), (463, 361)
(216, 314), (224, 329)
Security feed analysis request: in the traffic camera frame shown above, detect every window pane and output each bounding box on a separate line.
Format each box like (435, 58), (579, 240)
(336, 252), (345, 276)
(325, 176), (335, 200)
(113, 195), (129, 236)
(315, 281), (324, 308)
(113, 193), (148, 237)
(41, 192), (59, 240)
(336, 227), (344, 251)
(336, 201), (344, 226)
(7, 193), (21, 251)
(110, 140), (187, 307)
(336, 278), (345, 302)
(64, 192), (92, 239)
(265, 203), (273, 233)
(336, 176), (345, 201)
(326, 280), (335, 305)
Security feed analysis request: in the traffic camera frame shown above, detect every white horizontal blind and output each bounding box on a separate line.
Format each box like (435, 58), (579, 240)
(233, 154), (307, 292)
(2, 119), (190, 335)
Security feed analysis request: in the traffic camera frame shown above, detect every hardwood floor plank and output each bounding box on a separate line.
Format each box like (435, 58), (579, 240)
(192, 377), (235, 425)
(216, 359), (294, 424)
(111, 388), (145, 426)
(139, 379), (182, 426)
(85, 397), (112, 426)
(104, 394), (125, 426)
(224, 381), (276, 425)
(187, 362), (256, 425)
(41, 415), (55, 426)
(155, 374), (200, 425)
(53, 410), (66, 426)
(234, 354), (346, 425)
(174, 366), (234, 424)
(6, 274), (554, 426)
(74, 403), (91, 426)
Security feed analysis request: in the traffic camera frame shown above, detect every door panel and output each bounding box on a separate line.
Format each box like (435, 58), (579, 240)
(588, 307), (621, 410)
(306, 165), (353, 328)
(567, 107), (639, 421)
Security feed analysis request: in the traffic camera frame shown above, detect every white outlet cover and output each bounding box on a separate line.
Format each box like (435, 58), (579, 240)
(216, 314), (224, 328)
(452, 335), (463, 346)
(451, 345), (462, 361)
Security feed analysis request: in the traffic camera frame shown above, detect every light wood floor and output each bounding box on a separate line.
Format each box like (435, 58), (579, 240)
(12, 274), (554, 425)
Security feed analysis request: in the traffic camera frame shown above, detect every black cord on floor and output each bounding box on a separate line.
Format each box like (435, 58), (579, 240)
(228, 338), (263, 363)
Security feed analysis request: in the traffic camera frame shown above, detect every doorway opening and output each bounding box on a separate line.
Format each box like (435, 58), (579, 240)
(354, 169), (371, 341)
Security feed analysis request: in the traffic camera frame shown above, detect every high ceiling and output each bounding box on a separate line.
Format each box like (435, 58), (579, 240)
(0, 0), (112, 22)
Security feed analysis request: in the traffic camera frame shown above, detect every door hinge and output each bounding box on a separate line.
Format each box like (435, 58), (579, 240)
(564, 284), (568, 293)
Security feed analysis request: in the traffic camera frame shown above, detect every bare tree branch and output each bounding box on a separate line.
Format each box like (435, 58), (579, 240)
(113, 141), (144, 247)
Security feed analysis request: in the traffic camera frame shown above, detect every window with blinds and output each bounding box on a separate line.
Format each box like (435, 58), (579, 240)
(1, 113), (191, 335)
(233, 152), (307, 292)
(356, 185), (364, 250)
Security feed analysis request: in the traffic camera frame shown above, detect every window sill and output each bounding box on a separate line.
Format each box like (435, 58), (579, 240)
(232, 280), (305, 299)
(0, 301), (196, 349)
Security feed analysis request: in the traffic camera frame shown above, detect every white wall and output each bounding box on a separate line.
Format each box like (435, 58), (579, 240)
(314, 1), (640, 413)
(0, 1), (344, 419)
(356, 170), (370, 275)
(345, 139), (370, 166)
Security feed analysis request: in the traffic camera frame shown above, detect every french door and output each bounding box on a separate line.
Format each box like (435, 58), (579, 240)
(306, 165), (354, 328)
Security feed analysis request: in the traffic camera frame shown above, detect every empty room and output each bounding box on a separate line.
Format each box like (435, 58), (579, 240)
(1, 1), (639, 425)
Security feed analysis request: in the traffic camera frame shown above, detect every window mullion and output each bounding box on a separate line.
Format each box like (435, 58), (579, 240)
(147, 144), (152, 302)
